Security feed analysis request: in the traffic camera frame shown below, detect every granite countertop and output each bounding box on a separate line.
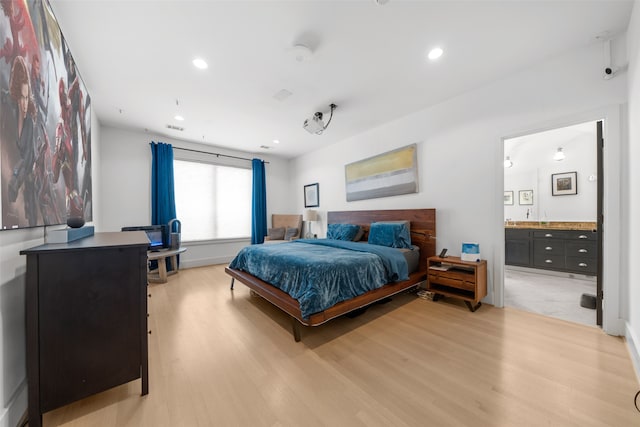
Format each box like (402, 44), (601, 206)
(504, 221), (597, 231)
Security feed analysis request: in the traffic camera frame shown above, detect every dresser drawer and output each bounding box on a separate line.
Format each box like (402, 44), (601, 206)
(533, 239), (565, 255)
(565, 241), (597, 257)
(533, 253), (565, 269)
(565, 257), (597, 274)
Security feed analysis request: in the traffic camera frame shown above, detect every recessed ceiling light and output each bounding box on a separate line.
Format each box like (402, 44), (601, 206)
(273, 139), (280, 144)
(192, 58), (208, 69)
(174, 115), (184, 121)
(428, 47), (444, 61)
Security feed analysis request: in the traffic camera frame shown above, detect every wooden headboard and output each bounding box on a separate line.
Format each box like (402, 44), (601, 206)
(327, 209), (436, 271)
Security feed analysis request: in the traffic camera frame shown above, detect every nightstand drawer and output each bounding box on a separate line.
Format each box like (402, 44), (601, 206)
(428, 274), (475, 292)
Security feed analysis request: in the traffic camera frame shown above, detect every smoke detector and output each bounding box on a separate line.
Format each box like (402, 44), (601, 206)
(291, 44), (313, 62)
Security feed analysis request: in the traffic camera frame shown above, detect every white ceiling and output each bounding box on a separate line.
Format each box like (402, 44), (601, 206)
(50, 0), (633, 159)
(504, 121), (597, 175)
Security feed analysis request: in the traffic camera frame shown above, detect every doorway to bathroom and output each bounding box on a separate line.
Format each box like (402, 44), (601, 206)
(503, 120), (603, 327)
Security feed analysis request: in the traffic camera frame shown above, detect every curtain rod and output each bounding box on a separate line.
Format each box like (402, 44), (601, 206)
(173, 146), (269, 164)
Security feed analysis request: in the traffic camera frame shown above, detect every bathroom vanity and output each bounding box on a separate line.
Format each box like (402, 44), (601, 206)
(505, 222), (598, 275)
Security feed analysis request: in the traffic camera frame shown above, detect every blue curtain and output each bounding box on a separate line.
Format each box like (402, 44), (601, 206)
(150, 141), (176, 225)
(150, 141), (177, 270)
(251, 159), (267, 244)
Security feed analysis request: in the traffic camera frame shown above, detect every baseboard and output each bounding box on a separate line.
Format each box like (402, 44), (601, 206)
(0, 379), (26, 427)
(181, 256), (234, 269)
(625, 322), (640, 386)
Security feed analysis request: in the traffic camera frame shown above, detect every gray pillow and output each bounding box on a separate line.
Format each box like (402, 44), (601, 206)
(268, 227), (285, 240)
(284, 227), (299, 240)
(353, 227), (365, 241)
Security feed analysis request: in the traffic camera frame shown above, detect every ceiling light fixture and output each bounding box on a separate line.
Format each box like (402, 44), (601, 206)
(192, 58), (208, 69)
(504, 156), (513, 168)
(428, 47), (444, 61)
(303, 103), (337, 135)
(273, 139), (280, 144)
(553, 147), (566, 161)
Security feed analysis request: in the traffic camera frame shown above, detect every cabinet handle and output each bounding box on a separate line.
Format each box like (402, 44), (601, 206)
(545, 233), (553, 238)
(578, 235), (588, 239)
(545, 259), (553, 263)
(578, 263), (588, 267)
(579, 249), (588, 253)
(545, 246), (553, 251)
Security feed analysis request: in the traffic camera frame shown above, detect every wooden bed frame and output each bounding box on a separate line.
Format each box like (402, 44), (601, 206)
(225, 208), (436, 341)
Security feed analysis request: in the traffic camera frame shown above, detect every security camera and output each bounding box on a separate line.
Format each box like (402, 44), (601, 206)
(603, 67), (615, 79)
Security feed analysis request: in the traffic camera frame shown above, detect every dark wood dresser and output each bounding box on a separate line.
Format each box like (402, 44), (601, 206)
(21, 232), (149, 427)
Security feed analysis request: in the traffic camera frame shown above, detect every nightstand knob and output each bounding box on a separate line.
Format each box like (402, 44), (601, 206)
(579, 263), (588, 267)
(545, 259), (553, 263)
(578, 235), (588, 239)
(545, 233), (553, 237)
(579, 249), (588, 253)
(545, 246), (553, 251)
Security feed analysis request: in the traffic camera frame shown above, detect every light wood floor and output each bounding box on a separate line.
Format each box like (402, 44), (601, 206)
(42, 264), (639, 426)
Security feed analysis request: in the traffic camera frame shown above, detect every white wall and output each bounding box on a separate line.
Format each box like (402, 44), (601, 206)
(504, 127), (598, 222)
(291, 39), (627, 326)
(625, 0), (640, 381)
(99, 126), (293, 266)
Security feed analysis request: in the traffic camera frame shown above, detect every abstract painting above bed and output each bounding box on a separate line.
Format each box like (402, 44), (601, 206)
(228, 239), (412, 318)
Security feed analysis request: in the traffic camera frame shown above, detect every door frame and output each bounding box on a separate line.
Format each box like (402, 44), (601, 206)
(496, 105), (624, 336)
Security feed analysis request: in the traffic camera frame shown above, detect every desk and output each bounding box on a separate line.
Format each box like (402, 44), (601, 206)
(147, 247), (186, 283)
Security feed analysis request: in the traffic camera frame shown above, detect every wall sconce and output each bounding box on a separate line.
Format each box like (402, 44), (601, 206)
(503, 156), (513, 168)
(553, 147), (566, 161)
(303, 209), (318, 238)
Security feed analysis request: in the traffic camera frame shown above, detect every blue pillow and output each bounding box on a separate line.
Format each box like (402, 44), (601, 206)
(368, 221), (412, 249)
(327, 223), (361, 241)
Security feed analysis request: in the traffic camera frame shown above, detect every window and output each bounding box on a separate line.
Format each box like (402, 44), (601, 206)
(173, 159), (252, 241)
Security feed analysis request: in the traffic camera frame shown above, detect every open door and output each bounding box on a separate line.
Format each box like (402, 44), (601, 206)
(596, 120), (603, 326)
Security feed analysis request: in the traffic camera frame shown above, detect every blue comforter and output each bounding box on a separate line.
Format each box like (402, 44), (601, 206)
(228, 239), (409, 319)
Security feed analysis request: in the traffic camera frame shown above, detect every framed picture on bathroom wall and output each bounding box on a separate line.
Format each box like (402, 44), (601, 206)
(504, 191), (514, 205)
(519, 190), (533, 205)
(552, 171), (578, 196)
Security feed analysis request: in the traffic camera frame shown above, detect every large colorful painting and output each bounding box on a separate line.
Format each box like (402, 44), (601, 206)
(0, 0), (91, 230)
(345, 144), (418, 202)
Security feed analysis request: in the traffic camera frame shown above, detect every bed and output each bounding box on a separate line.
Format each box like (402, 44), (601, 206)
(225, 209), (436, 341)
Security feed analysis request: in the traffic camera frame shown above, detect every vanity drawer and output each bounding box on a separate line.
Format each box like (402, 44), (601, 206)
(533, 253), (565, 269)
(565, 256), (597, 274)
(564, 230), (598, 241)
(533, 240), (565, 255)
(565, 242), (597, 257)
(533, 230), (572, 240)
